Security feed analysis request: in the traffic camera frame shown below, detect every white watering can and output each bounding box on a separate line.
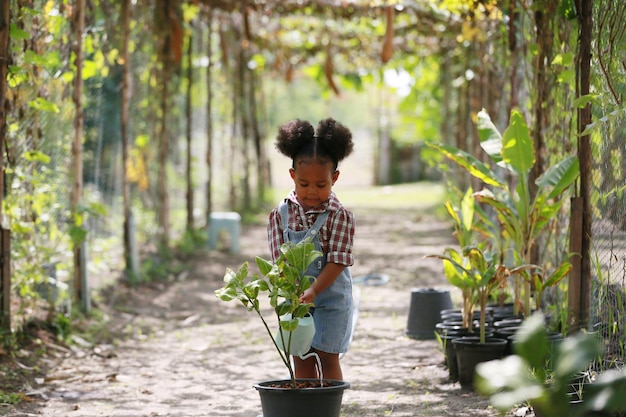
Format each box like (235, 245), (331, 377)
(274, 313), (315, 358)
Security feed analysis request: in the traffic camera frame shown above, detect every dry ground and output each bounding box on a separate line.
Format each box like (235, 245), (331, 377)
(2, 207), (509, 417)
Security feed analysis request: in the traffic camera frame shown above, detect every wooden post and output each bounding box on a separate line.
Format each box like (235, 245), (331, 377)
(567, 197), (584, 333)
(576, 0), (593, 332)
(1, 228), (10, 332)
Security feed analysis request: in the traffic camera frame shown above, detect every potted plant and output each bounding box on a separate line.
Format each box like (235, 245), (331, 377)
(215, 238), (350, 417)
(430, 186), (487, 330)
(431, 243), (537, 388)
(427, 108), (579, 319)
(475, 312), (626, 417)
(429, 243), (481, 383)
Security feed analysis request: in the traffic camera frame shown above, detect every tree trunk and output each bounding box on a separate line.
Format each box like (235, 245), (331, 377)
(0, 0), (7, 206)
(508, 0), (519, 113)
(530, 7), (549, 200)
(120, 0), (135, 280)
(376, 86), (391, 185)
(529, 7), (552, 269)
(247, 52), (265, 208)
(186, 22), (194, 231)
(205, 8), (213, 224)
(569, 0), (593, 332)
(156, 0), (180, 249)
(238, 32), (251, 210)
(71, 0), (86, 309)
(158, 67), (170, 249)
(0, 0), (10, 331)
(228, 25), (238, 210)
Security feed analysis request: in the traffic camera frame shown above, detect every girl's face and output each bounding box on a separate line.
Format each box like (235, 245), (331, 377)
(290, 161), (339, 211)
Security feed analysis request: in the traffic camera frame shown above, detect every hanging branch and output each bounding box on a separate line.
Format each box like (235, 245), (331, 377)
(381, 5), (394, 63)
(596, 0), (624, 104)
(324, 47), (340, 96)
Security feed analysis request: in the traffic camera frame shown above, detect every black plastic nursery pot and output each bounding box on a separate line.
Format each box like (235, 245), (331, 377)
(436, 325), (491, 382)
(405, 288), (453, 340)
(452, 336), (507, 389)
(254, 379), (350, 417)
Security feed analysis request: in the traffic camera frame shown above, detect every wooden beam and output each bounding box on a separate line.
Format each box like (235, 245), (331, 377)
(568, 197), (584, 333)
(1, 229), (10, 332)
(576, 0), (593, 332)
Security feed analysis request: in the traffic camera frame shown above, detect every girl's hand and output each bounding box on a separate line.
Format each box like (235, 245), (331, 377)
(299, 287), (317, 304)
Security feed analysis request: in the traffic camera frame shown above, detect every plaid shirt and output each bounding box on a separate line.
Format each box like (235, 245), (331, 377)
(267, 190), (355, 266)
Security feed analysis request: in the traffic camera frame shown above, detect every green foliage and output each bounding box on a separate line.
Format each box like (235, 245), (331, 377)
(427, 187), (481, 329)
(429, 243), (536, 343)
(476, 312), (626, 417)
(394, 56), (443, 145)
(428, 109), (579, 318)
(50, 312), (72, 342)
(215, 239), (321, 387)
(558, 0), (578, 20)
(0, 390), (24, 405)
(174, 227), (207, 255)
(138, 251), (181, 284)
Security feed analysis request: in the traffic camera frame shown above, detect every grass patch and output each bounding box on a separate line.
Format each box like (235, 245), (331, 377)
(0, 390), (24, 405)
(272, 181), (446, 211)
(338, 181), (445, 210)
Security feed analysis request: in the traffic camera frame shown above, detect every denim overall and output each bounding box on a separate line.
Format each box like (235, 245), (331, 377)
(280, 202), (353, 354)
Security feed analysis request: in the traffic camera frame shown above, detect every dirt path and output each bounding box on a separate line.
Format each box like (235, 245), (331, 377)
(5, 208), (504, 417)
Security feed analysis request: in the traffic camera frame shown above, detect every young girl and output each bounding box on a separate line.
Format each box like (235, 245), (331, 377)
(267, 117), (355, 381)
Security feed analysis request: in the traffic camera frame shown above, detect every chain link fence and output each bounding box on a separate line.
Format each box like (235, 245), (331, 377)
(589, 117), (626, 370)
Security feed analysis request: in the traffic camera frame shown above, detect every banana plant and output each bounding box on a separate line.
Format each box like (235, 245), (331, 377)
(430, 187), (481, 329)
(215, 238), (321, 388)
(427, 108), (580, 317)
(429, 245), (537, 344)
(430, 246), (478, 330)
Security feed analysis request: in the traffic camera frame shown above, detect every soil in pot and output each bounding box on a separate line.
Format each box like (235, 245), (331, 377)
(254, 379), (350, 417)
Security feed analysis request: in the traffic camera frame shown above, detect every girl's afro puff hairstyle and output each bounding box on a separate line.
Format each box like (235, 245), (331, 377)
(315, 118), (354, 164)
(275, 119), (315, 159)
(275, 118), (354, 170)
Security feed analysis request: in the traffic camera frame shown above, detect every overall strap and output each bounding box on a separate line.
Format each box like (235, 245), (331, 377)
(308, 210), (330, 234)
(279, 202), (290, 232)
(279, 201), (330, 239)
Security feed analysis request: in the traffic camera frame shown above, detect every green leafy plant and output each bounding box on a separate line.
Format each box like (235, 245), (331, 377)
(437, 187), (482, 329)
(429, 245), (535, 344)
(476, 312), (626, 417)
(215, 238), (321, 388)
(427, 108), (579, 318)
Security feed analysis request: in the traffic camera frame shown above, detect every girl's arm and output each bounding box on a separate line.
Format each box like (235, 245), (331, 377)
(299, 262), (345, 304)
